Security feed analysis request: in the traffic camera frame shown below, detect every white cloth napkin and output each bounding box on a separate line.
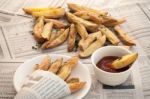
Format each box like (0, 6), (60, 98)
(14, 70), (71, 99)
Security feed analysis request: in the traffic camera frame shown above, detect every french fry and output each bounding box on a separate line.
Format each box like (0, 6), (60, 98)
(33, 16), (45, 43)
(68, 24), (77, 52)
(41, 29), (64, 49)
(41, 22), (53, 40)
(57, 56), (79, 80)
(114, 26), (136, 46)
(122, 45), (131, 49)
(63, 56), (79, 68)
(101, 16), (117, 23)
(57, 66), (72, 80)
(48, 58), (63, 74)
(112, 53), (138, 69)
(44, 19), (66, 29)
(99, 25), (120, 45)
(32, 8), (65, 18)
(76, 23), (88, 39)
(46, 28), (69, 48)
(38, 55), (51, 70)
(49, 31), (57, 42)
(78, 36), (95, 51)
(56, 29), (65, 37)
(79, 35), (106, 58)
(67, 77), (79, 83)
(68, 3), (107, 16)
(79, 31), (102, 50)
(66, 12), (98, 32)
(23, 7), (57, 14)
(88, 31), (102, 39)
(68, 82), (86, 93)
(103, 18), (126, 27)
(74, 11), (103, 24)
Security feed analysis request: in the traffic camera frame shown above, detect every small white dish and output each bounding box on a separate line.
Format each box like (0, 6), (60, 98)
(13, 54), (91, 99)
(91, 46), (136, 86)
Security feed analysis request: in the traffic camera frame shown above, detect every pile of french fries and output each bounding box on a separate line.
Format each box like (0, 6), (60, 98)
(35, 55), (86, 93)
(23, 3), (136, 58)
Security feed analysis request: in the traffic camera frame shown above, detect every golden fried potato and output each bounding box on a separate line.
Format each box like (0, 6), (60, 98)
(88, 31), (102, 39)
(23, 7), (57, 14)
(68, 82), (86, 93)
(79, 35), (106, 58)
(56, 29), (65, 37)
(41, 28), (69, 49)
(48, 58), (63, 74)
(103, 18), (126, 27)
(41, 29), (64, 49)
(66, 12), (98, 32)
(63, 56), (79, 68)
(114, 26), (136, 46)
(74, 11), (102, 24)
(57, 56), (79, 80)
(122, 45), (131, 49)
(33, 16), (45, 43)
(67, 77), (79, 83)
(76, 23), (88, 39)
(41, 22), (53, 40)
(79, 31), (102, 51)
(79, 36), (95, 51)
(68, 3), (107, 16)
(57, 65), (72, 80)
(68, 24), (77, 52)
(32, 8), (65, 18)
(99, 25), (120, 45)
(38, 55), (51, 70)
(112, 53), (138, 69)
(44, 19), (66, 29)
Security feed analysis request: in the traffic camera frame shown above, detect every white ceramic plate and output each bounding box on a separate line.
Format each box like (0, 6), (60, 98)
(13, 54), (91, 99)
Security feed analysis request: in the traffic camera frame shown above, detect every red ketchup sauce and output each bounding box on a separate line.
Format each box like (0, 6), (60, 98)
(96, 56), (130, 73)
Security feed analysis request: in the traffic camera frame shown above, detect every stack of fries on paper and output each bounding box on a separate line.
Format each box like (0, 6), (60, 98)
(23, 3), (136, 58)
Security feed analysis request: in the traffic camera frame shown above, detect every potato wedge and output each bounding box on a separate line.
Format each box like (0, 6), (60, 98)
(44, 19), (66, 29)
(78, 36), (95, 51)
(68, 24), (77, 52)
(76, 23), (88, 39)
(79, 35), (106, 58)
(41, 22), (53, 40)
(114, 26), (136, 46)
(74, 11), (102, 24)
(41, 28), (69, 49)
(79, 31), (102, 51)
(66, 12), (98, 32)
(67, 78), (79, 83)
(49, 31), (57, 42)
(41, 29), (65, 49)
(57, 65), (72, 80)
(23, 7), (57, 14)
(103, 18), (126, 27)
(122, 45), (131, 49)
(57, 56), (79, 80)
(89, 31), (102, 39)
(112, 53), (138, 69)
(33, 16), (45, 43)
(38, 55), (51, 70)
(48, 58), (63, 74)
(32, 8), (65, 18)
(99, 25), (120, 45)
(68, 3), (107, 16)
(68, 82), (86, 93)
(56, 29), (65, 37)
(63, 56), (79, 68)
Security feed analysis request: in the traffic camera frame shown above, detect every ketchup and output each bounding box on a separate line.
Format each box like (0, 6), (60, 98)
(96, 56), (130, 73)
